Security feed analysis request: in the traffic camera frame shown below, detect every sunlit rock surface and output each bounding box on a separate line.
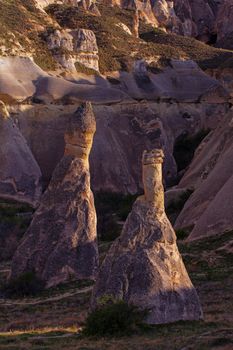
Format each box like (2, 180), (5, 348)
(92, 149), (202, 324)
(10, 103), (99, 287)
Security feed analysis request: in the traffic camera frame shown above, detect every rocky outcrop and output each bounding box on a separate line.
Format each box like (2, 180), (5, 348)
(0, 101), (42, 207)
(11, 97), (226, 194)
(188, 0), (216, 42)
(92, 149), (202, 324)
(175, 110), (233, 240)
(36, 0), (95, 9)
(0, 56), (228, 194)
(153, 0), (182, 34)
(107, 59), (229, 103)
(132, 9), (139, 38)
(46, 28), (99, 71)
(10, 103), (99, 288)
(216, 0), (233, 49)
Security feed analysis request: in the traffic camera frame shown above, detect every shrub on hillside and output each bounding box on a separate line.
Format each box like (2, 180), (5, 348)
(83, 297), (148, 337)
(3, 271), (45, 298)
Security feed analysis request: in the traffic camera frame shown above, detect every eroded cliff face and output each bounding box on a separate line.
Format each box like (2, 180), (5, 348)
(216, 0), (233, 49)
(32, 0), (233, 48)
(0, 56), (228, 195)
(45, 28), (99, 71)
(0, 101), (42, 207)
(8, 100), (226, 194)
(175, 109), (233, 240)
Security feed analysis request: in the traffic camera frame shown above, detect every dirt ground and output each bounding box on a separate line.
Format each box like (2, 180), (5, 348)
(0, 232), (233, 350)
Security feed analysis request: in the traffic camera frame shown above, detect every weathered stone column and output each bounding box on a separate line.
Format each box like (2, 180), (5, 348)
(92, 148), (203, 324)
(142, 149), (164, 212)
(10, 102), (99, 288)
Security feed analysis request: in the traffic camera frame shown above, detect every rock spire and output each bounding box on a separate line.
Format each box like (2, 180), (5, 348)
(10, 102), (99, 288)
(92, 149), (202, 324)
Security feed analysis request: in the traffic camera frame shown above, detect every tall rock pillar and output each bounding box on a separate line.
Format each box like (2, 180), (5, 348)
(10, 103), (99, 288)
(92, 149), (202, 324)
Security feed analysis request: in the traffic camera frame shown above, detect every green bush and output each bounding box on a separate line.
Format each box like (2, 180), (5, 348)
(83, 298), (148, 337)
(3, 271), (45, 298)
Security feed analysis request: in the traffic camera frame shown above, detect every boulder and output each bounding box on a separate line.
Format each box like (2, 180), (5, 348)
(0, 101), (42, 207)
(10, 103), (99, 288)
(92, 149), (202, 324)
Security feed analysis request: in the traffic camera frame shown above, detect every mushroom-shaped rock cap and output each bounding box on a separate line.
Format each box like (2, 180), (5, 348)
(0, 100), (9, 119)
(67, 102), (96, 134)
(143, 149), (164, 165)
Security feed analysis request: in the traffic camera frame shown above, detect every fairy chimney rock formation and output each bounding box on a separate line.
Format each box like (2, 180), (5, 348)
(10, 102), (99, 288)
(142, 149), (165, 212)
(0, 101), (42, 207)
(92, 149), (203, 324)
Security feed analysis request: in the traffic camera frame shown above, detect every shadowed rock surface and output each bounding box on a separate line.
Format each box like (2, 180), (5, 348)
(175, 110), (233, 240)
(0, 101), (42, 207)
(92, 149), (202, 324)
(10, 102), (99, 288)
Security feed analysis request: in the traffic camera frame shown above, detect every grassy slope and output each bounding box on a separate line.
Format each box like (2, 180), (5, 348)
(46, 4), (233, 73)
(0, 231), (232, 349)
(1, 1), (232, 73)
(0, 0), (56, 69)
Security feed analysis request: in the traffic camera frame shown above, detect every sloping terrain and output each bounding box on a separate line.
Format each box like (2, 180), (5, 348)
(0, 232), (232, 349)
(0, 1), (233, 349)
(1, 1), (233, 74)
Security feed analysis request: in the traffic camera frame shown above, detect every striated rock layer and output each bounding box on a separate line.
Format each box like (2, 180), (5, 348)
(10, 103), (99, 288)
(175, 110), (233, 240)
(92, 149), (202, 324)
(0, 101), (42, 207)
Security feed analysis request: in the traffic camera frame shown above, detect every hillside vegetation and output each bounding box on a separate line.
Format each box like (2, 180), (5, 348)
(0, 231), (232, 349)
(0, 1), (233, 73)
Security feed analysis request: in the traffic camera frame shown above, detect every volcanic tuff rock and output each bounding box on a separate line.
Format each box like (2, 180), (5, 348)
(216, 0), (233, 49)
(0, 56), (228, 194)
(92, 149), (202, 324)
(10, 103), (99, 288)
(0, 101), (42, 207)
(46, 28), (99, 71)
(175, 109), (233, 240)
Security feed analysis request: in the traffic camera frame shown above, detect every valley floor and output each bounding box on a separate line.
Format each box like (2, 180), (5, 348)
(0, 234), (233, 350)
